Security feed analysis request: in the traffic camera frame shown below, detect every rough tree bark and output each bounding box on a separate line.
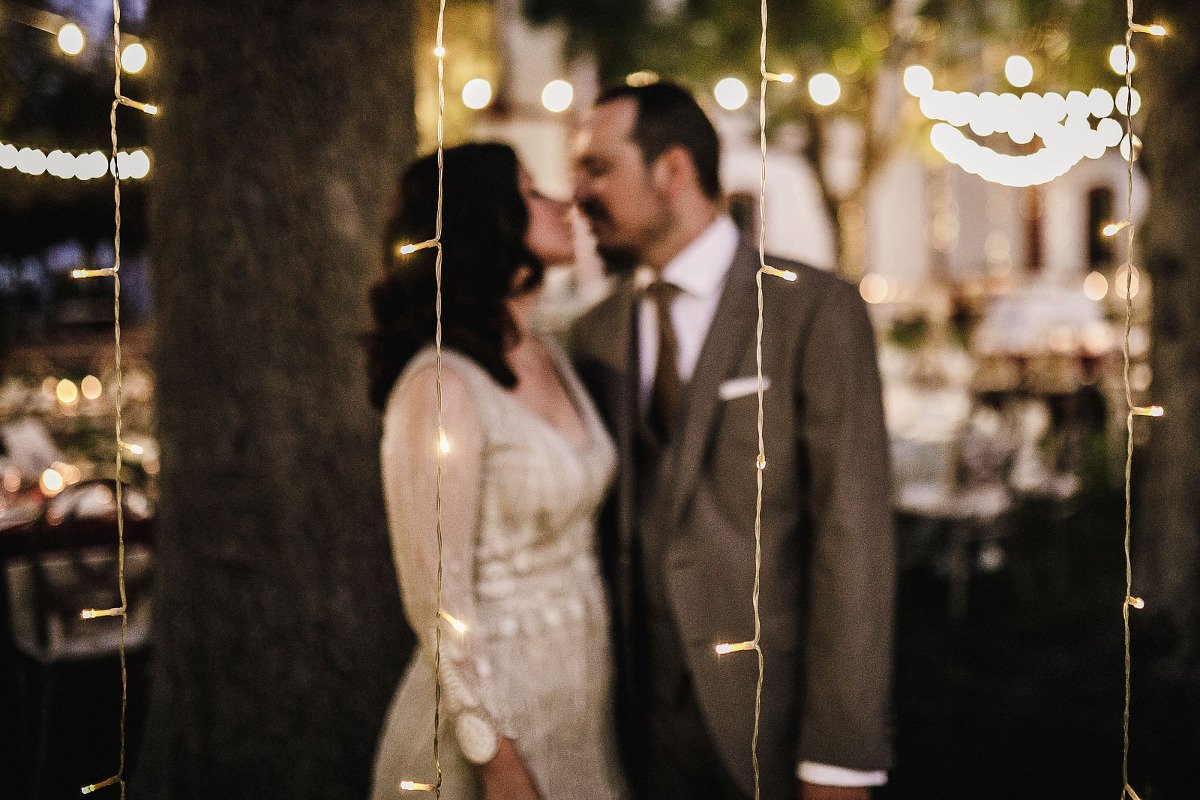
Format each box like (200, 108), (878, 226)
(134, 3), (417, 798)
(1136, 0), (1200, 681)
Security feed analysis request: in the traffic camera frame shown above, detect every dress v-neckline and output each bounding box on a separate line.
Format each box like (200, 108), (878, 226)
(498, 335), (597, 454)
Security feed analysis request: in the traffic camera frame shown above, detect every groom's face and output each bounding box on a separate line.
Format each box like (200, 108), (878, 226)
(572, 97), (671, 270)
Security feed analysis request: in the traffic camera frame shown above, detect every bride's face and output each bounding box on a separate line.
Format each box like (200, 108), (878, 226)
(519, 167), (575, 267)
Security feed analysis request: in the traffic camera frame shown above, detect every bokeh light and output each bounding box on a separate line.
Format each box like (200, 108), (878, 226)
(541, 80), (573, 113)
(57, 24), (84, 56)
(808, 73), (841, 107)
(461, 78), (492, 110)
(121, 43), (148, 73)
(81, 375), (103, 400)
(1083, 271), (1109, 301)
(1109, 45), (1136, 75)
(1005, 56), (1033, 88)
(903, 65), (933, 97)
(714, 77), (749, 111)
(56, 379), (79, 405)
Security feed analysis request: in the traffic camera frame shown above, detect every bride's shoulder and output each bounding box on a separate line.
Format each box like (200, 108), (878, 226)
(386, 347), (491, 418)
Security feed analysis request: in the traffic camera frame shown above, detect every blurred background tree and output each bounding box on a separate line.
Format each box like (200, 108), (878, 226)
(1137, 0), (1200, 695)
(130, 2), (417, 798)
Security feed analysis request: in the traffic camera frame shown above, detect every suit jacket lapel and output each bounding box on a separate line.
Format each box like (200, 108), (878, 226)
(607, 281), (641, 559)
(668, 243), (761, 520)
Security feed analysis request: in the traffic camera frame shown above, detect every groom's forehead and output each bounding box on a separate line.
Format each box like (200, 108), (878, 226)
(576, 99), (638, 156)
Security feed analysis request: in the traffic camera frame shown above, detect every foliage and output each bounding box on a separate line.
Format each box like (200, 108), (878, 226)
(522, 0), (1124, 90)
(886, 312), (929, 351)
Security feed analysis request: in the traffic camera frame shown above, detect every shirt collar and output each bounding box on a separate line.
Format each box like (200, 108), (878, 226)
(634, 215), (740, 299)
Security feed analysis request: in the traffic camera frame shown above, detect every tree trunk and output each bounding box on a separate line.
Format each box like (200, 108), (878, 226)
(134, 3), (416, 797)
(1137, 1), (1200, 678)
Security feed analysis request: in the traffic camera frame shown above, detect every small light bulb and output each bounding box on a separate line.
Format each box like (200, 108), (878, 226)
(1103, 220), (1129, 237)
(1128, 597), (1145, 609)
(433, 46), (446, 58)
(762, 265), (797, 282)
(439, 610), (468, 633)
(438, 431), (451, 454)
(81, 607), (123, 620)
(400, 781), (436, 792)
(1132, 23), (1167, 36)
(81, 777), (120, 794)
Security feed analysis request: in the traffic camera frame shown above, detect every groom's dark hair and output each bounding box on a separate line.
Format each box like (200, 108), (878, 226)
(595, 80), (722, 202)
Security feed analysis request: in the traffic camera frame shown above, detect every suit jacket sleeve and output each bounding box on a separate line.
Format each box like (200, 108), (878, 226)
(795, 278), (896, 771)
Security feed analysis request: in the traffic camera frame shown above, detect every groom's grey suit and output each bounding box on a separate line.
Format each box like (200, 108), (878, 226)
(572, 241), (896, 798)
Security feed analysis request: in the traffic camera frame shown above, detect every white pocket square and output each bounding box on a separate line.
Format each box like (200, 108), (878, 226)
(718, 376), (771, 401)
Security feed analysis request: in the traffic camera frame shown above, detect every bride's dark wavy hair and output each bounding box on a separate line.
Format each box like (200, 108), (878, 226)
(366, 143), (544, 409)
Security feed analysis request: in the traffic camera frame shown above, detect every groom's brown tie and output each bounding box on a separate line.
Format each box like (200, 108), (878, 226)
(647, 280), (683, 442)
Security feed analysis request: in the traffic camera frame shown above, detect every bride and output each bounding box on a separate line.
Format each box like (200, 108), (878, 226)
(366, 143), (625, 800)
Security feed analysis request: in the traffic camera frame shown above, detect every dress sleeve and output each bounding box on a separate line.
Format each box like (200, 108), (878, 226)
(381, 359), (505, 735)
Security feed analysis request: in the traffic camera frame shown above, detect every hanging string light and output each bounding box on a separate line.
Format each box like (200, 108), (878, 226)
(1107, 4), (1166, 800)
(395, 2), (449, 796)
(69, 0), (155, 795)
(710, 4), (796, 799)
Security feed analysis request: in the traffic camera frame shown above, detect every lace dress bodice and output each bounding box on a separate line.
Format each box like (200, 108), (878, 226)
(370, 338), (625, 800)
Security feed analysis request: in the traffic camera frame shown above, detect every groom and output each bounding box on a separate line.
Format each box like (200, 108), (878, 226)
(570, 81), (896, 800)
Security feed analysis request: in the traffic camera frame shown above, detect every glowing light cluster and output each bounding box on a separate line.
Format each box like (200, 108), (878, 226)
(904, 64), (1135, 187)
(0, 141), (150, 180)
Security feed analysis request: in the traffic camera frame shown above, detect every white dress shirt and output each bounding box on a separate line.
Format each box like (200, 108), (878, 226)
(636, 214), (887, 789)
(637, 215), (740, 409)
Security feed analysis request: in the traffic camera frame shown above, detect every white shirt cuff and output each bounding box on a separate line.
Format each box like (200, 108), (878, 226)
(797, 762), (888, 787)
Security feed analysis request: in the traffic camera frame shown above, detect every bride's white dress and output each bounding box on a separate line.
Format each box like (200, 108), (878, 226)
(370, 339), (626, 800)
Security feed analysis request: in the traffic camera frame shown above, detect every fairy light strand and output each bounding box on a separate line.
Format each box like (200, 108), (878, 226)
(710, 3), (805, 797)
(73, 1), (132, 796)
(715, 1), (799, 796)
(432, 5), (446, 796)
(1117, 5), (1165, 800)
(1120, 4), (1136, 793)
(398, 3), (449, 796)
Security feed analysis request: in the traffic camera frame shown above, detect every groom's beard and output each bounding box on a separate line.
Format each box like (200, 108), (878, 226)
(578, 198), (639, 275)
(596, 244), (640, 276)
